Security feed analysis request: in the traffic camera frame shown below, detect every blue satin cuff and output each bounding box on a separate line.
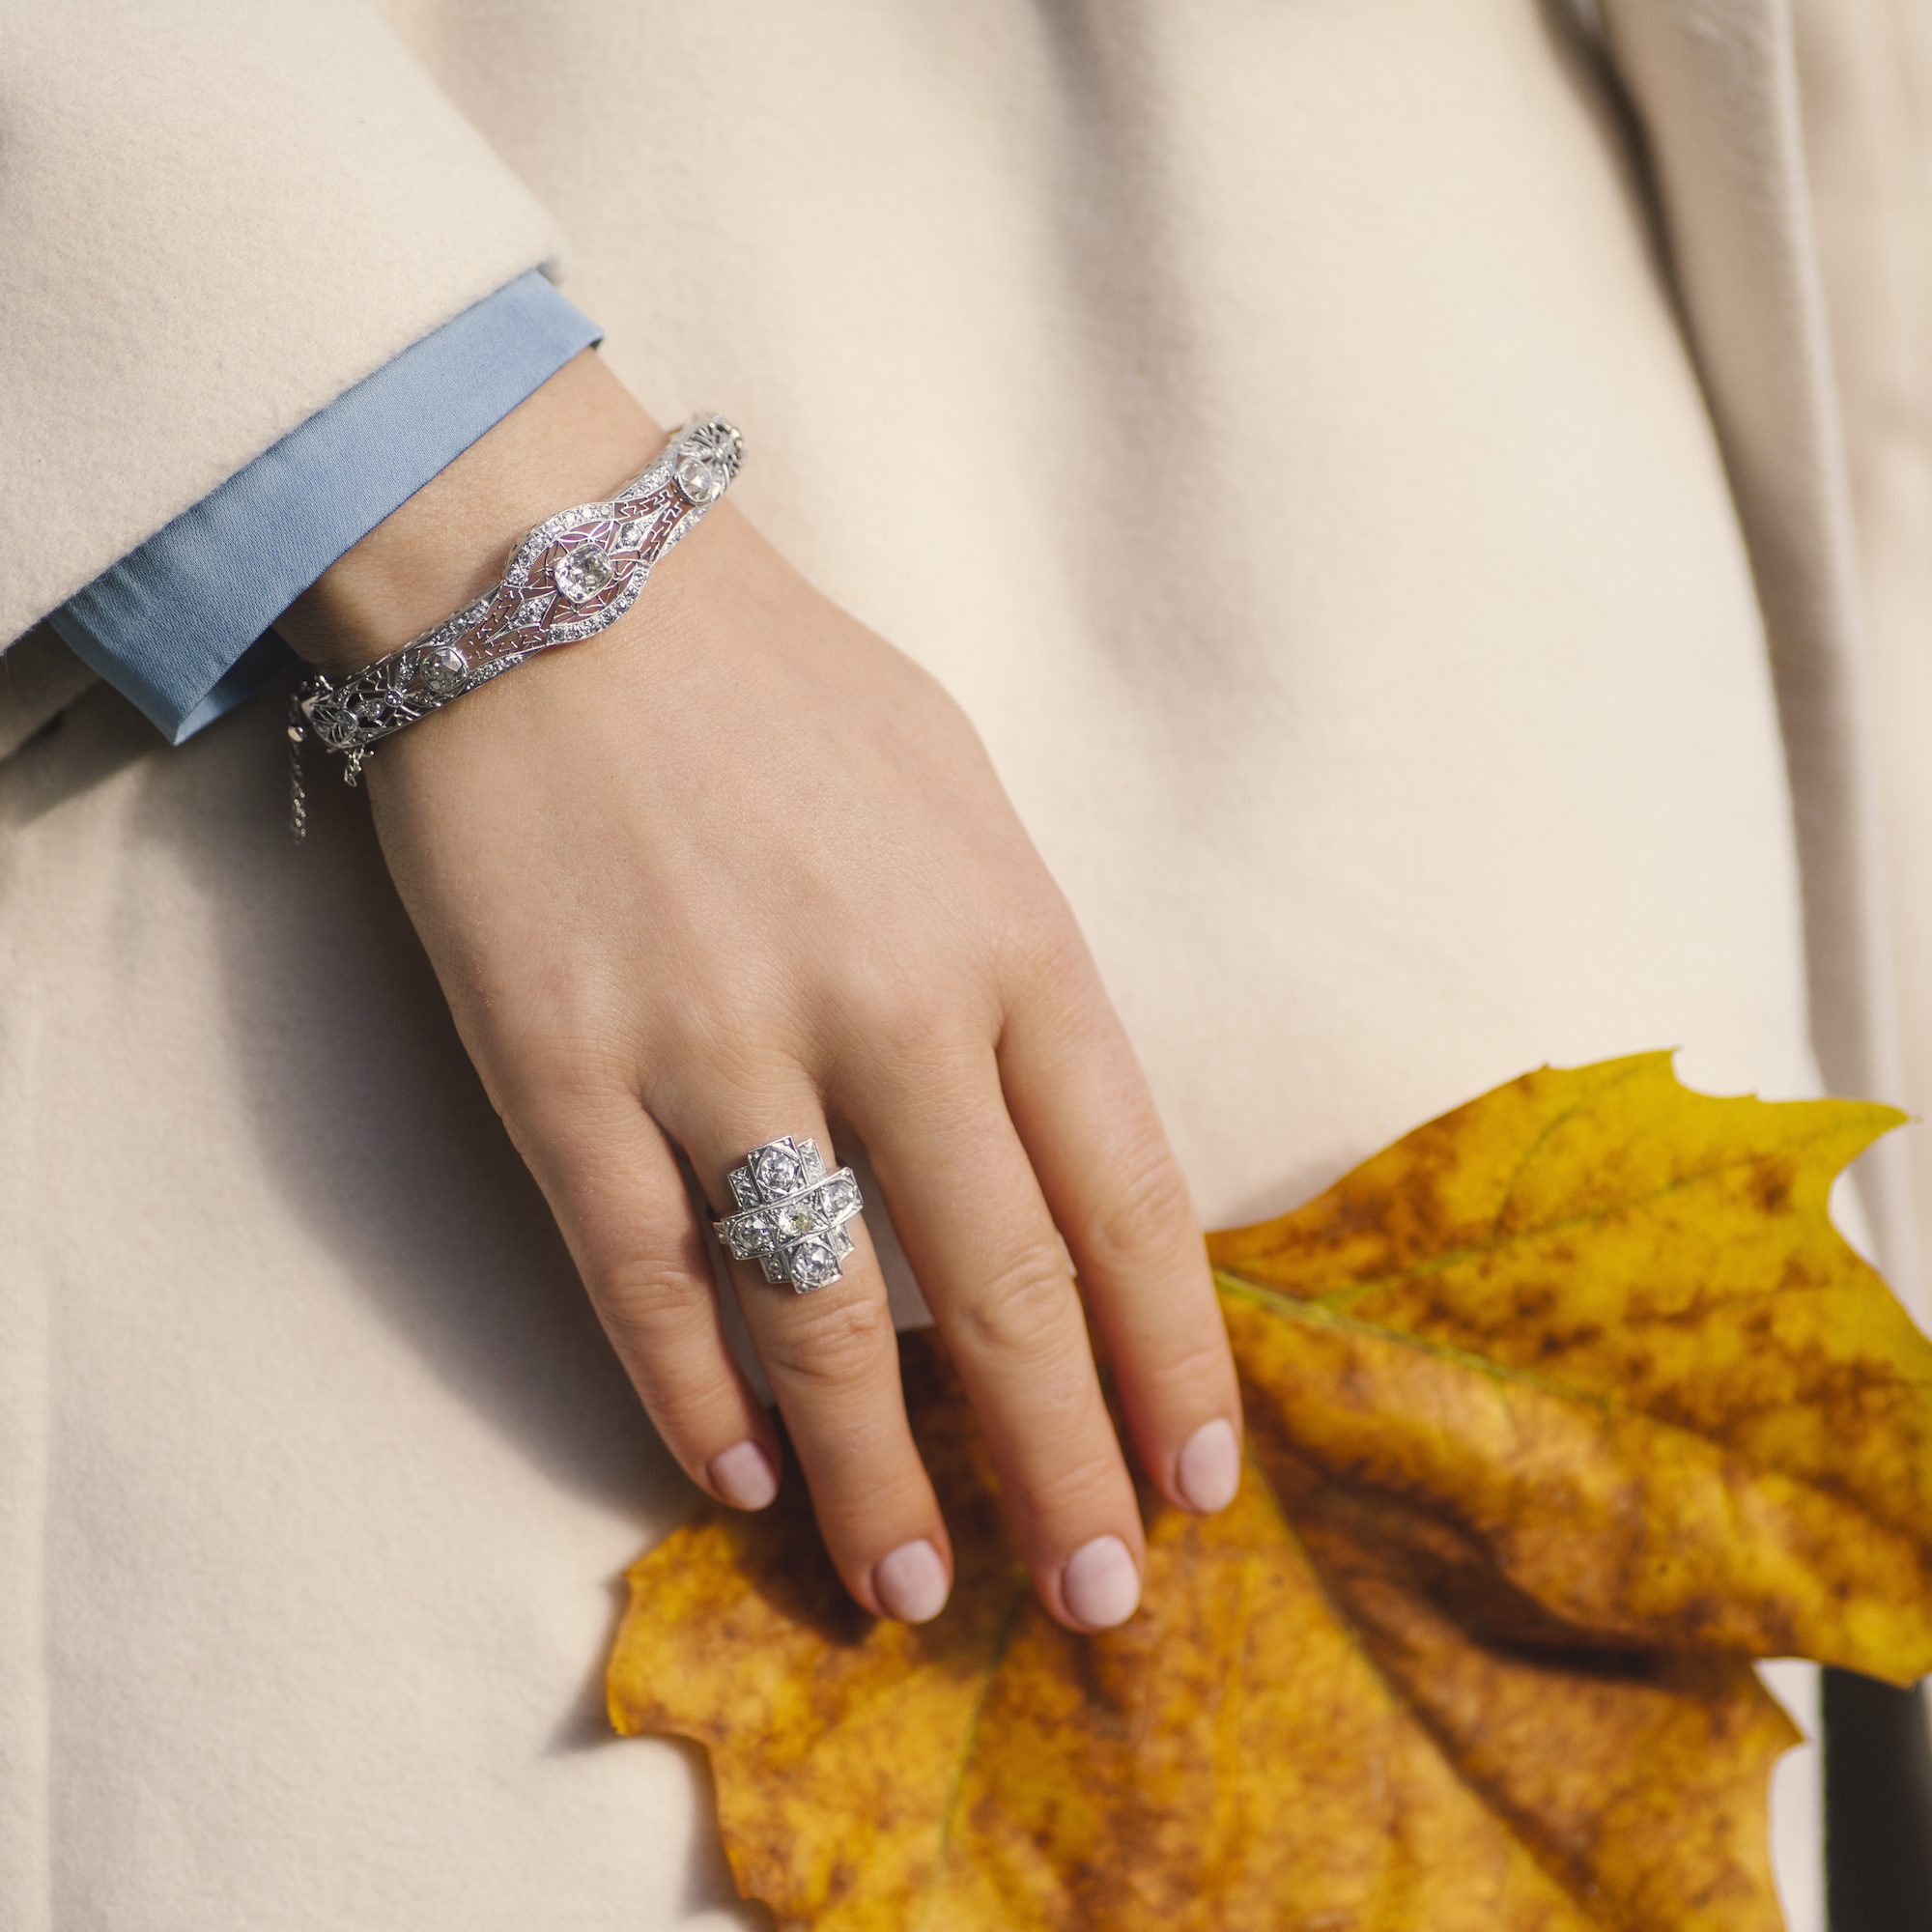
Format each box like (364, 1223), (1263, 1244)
(48, 270), (602, 744)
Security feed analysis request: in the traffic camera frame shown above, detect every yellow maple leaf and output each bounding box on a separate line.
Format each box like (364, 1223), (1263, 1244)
(608, 1054), (1932, 1930)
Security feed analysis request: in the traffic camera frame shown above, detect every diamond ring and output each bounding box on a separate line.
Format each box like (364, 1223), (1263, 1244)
(714, 1136), (865, 1293)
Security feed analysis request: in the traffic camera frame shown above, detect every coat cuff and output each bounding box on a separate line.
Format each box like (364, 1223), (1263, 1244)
(48, 270), (601, 745)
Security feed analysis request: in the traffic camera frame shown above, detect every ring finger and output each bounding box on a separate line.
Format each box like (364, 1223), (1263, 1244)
(692, 1097), (953, 1624)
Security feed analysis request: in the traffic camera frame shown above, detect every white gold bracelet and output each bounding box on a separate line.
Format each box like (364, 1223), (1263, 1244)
(287, 413), (743, 839)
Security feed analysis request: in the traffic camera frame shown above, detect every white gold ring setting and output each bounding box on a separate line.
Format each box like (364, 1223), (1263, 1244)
(715, 1136), (865, 1293)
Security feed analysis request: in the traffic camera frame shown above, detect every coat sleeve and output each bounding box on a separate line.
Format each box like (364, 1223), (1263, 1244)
(48, 270), (600, 746)
(0, 0), (565, 651)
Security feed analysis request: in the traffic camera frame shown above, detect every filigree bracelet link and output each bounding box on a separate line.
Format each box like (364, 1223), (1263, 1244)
(286, 414), (743, 839)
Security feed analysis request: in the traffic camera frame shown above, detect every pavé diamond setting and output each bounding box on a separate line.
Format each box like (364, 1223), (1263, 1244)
(716, 1136), (865, 1292)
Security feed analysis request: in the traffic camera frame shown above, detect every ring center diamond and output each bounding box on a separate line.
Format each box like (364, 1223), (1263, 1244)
(717, 1136), (866, 1292)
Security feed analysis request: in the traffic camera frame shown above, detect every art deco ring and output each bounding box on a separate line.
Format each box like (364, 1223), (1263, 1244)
(714, 1136), (865, 1293)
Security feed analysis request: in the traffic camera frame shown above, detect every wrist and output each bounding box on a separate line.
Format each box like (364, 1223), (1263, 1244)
(279, 350), (665, 679)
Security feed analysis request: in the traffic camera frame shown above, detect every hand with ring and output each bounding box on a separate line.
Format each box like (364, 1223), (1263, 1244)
(282, 350), (1244, 1632)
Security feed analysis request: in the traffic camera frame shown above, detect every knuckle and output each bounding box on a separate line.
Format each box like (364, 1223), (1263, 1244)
(491, 1008), (642, 1104)
(1083, 1148), (1197, 1273)
(1144, 1329), (1236, 1406)
(1016, 1446), (1131, 1525)
(759, 1291), (897, 1391)
(996, 899), (1088, 996)
(595, 1262), (712, 1350)
(841, 978), (983, 1080)
(956, 1243), (1078, 1360)
(587, 1268), (735, 1426)
(814, 1467), (936, 1551)
(1153, 1331), (1236, 1395)
(652, 1009), (790, 1111)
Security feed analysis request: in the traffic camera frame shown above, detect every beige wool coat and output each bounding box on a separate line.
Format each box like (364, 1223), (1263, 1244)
(5, 1), (1931, 1925)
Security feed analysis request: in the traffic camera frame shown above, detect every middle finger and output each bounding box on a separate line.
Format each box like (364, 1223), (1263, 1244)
(850, 1048), (1147, 1631)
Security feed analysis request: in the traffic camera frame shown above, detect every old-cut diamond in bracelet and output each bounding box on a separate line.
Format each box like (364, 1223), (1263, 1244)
(286, 414), (743, 838)
(715, 1136), (866, 1293)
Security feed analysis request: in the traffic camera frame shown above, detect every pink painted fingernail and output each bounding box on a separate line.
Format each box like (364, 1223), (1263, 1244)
(1177, 1418), (1240, 1514)
(708, 1440), (779, 1510)
(1062, 1535), (1141, 1629)
(873, 1540), (950, 1623)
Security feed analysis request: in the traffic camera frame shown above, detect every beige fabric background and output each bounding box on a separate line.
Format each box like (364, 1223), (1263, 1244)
(3, 1), (1923, 1926)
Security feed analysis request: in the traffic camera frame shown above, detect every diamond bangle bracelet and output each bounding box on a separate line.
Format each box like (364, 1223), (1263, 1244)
(289, 415), (744, 802)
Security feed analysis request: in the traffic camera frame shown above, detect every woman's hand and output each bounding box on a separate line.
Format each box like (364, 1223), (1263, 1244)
(283, 353), (1241, 1630)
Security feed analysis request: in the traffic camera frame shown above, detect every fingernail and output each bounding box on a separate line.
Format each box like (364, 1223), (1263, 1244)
(873, 1539), (951, 1623)
(1062, 1535), (1141, 1630)
(1177, 1417), (1240, 1514)
(708, 1440), (779, 1511)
